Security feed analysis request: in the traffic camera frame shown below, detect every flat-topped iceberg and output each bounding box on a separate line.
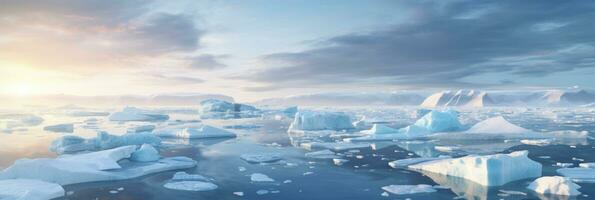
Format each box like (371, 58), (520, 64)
(0, 145), (196, 185)
(288, 111), (354, 132)
(0, 179), (65, 200)
(43, 123), (74, 133)
(409, 151), (542, 186)
(153, 124), (236, 139)
(413, 110), (462, 132)
(109, 107), (169, 121)
(527, 176), (581, 196)
(49, 131), (162, 154)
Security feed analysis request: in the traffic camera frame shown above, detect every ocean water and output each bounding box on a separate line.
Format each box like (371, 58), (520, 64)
(0, 106), (593, 200)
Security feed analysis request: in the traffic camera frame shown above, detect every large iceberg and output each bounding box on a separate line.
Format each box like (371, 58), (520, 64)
(0, 179), (65, 200)
(527, 176), (581, 196)
(108, 107), (169, 121)
(288, 111), (354, 132)
(199, 99), (260, 119)
(421, 90), (494, 107)
(409, 151), (542, 186)
(347, 110), (461, 141)
(0, 145), (196, 185)
(153, 124), (236, 139)
(49, 131), (162, 154)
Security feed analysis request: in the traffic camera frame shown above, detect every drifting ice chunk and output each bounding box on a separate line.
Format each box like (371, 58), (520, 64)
(109, 107), (169, 121)
(164, 181), (218, 191)
(409, 151), (542, 186)
(388, 156), (451, 168)
(579, 163), (595, 169)
(171, 172), (209, 181)
(43, 123), (74, 133)
(556, 168), (595, 183)
(381, 184), (437, 195)
(240, 153), (282, 163)
(130, 144), (160, 162)
(49, 131), (162, 154)
(305, 149), (340, 159)
(521, 139), (553, 146)
(413, 110), (461, 132)
(0, 145), (196, 185)
(199, 99), (258, 113)
(333, 158), (349, 166)
(0, 179), (65, 200)
(527, 176), (581, 196)
(288, 111), (354, 132)
(251, 173), (275, 182)
(154, 125), (236, 139)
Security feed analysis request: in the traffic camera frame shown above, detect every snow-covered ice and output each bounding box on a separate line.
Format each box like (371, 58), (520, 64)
(49, 131), (161, 154)
(0, 179), (65, 200)
(43, 123), (74, 133)
(527, 176), (581, 196)
(164, 181), (218, 191)
(250, 173), (274, 182)
(288, 110), (354, 132)
(409, 151), (542, 186)
(360, 124), (398, 135)
(240, 153), (282, 163)
(0, 146), (196, 185)
(171, 172), (209, 182)
(130, 144), (160, 162)
(109, 107), (169, 121)
(381, 184), (437, 195)
(304, 149), (340, 159)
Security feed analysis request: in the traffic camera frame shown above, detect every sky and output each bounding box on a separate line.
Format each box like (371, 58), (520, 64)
(1, 0), (594, 101)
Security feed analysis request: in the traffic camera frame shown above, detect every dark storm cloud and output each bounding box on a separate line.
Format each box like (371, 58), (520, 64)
(242, 0), (595, 90)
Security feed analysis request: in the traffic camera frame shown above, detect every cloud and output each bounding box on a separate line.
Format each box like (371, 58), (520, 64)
(189, 54), (228, 70)
(148, 74), (204, 84)
(241, 0), (595, 90)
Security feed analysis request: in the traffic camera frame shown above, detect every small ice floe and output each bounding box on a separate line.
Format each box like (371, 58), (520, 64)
(153, 124), (236, 139)
(303, 172), (314, 176)
(527, 176), (581, 196)
(579, 163), (595, 168)
(0, 145), (196, 185)
(222, 124), (262, 130)
(43, 123), (74, 133)
(498, 190), (526, 196)
(128, 125), (156, 133)
(240, 153), (282, 164)
(304, 150), (340, 159)
(238, 167), (247, 172)
(233, 191), (244, 196)
(164, 172), (216, 191)
(521, 139), (553, 146)
(388, 156), (451, 168)
(287, 111), (354, 133)
(164, 181), (218, 192)
(250, 173), (274, 182)
(130, 144), (160, 162)
(555, 162), (574, 168)
(409, 151), (542, 186)
(109, 107), (169, 121)
(333, 158), (349, 166)
(283, 180), (292, 184)
(0, 179), (65, 200)
(556, 167), (595, 183)
(49, 131), (161, 154)
(381, 184), (436, 195)
(256, 189), (269, 195)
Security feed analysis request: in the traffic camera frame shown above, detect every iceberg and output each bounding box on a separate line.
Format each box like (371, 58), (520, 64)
(288, 111), (354, 132)
(360, 124), (398, 135)
(109, 107), (169, 121)
(199, 99), (259, 118)
(420, 90), (494, 107)
(130, 144), (160, 162)
(164, 172), (216, 191)
(43, 123), (74, 133)
(171, 172), (209, 182)
(49, 131), (162, 154)
(413, 110), (461, 132)
(556, 167), (595, 183)
(0, 145), (196, 185)
(283, 106), (298, 117)
(153, 124), (236, 139)
(304, 149), (340, 159)
(466, 116), (530, 134)
(409, 151), (542, 186)
(527, 176), (581, 196)
(381, 184), (437, 195)
(0, 179), (65, 200)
